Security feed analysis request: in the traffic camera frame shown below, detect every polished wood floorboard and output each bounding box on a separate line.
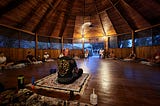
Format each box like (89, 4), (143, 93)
(0, 56), (160, 106)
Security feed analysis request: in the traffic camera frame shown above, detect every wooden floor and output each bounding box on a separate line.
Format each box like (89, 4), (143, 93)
(0, 56), (160, 106)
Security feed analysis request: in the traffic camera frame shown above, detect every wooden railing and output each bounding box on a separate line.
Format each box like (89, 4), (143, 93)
(0, 48), (84, 61)
(0, 46), (159, 61)
(109, 45), (160, 59)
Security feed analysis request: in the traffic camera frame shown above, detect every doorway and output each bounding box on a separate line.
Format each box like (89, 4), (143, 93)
(84, 42), (104, 56)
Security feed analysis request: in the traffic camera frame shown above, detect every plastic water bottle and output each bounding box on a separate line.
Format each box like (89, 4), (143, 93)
(32, 76), (35, 85)
(90, 88), (97, 105)
(31, 76), (35, 89)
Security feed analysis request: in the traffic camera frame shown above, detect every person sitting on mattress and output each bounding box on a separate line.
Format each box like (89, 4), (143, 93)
(0, 52), (14, 69)
(26, 51), (37, 64)
(123, 51), (136, 61)
(141, 50), (160, 66)
(43, 52), (49, 62)
(26, 51), (42, 64)
(57, 48), (83, 84)
(128, 51), (136, 60)
(108, 50), (116, 59)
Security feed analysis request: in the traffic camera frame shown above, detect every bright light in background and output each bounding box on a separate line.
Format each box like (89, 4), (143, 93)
(82, 37), (85, 41)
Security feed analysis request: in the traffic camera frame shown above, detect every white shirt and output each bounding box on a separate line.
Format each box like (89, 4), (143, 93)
(59, 53), (64, 58)
(155, 55), (159, 60)
(0, 56), (6, 64)
(44, 54), (49, 59)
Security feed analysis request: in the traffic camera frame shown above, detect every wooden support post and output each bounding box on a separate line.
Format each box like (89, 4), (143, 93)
(35, 32), (38, 57)
(18, 31), (21, 48)
(104, 36), (109, 51)
(61, 36), (64, 51)
(83, 38), (84, 52)
(131, 30), (135, 53)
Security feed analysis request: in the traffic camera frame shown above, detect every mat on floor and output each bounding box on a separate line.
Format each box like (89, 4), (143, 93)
(27, 73), (90, 93)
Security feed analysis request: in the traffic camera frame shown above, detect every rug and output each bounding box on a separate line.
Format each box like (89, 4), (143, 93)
(27, 73), (90, 94)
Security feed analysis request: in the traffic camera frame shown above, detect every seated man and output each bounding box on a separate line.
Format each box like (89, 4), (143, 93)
(123, 51), (136, 61)
(0, 52), (14, 69)
(108, 50), (116, 59)
(128, 51), (136, 60)
(43, 52), (49, 62)
(57, 48), (83, 84)
(0, 52), (7, 68)
(26, 51), (37, 64)
(141, 50), (160, 66)
(43, 52), (54, 62)
(151, 50), (160, 64)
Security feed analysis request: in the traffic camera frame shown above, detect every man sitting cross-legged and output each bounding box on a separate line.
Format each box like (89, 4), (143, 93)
(57, 48), (83, 84)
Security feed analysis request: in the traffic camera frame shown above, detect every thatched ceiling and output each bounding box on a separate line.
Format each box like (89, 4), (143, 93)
(0, 0), (159, 40)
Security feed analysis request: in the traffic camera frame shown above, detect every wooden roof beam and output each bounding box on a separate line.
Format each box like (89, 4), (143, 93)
(16, 0), (44, 28)
(48, 12), (61, 36)
(0, 23), (34, 35)
(108, 0), (133, 30)
(122, 0), (151, 26)
(123, 0), (160, 25)
(65, 15), (76, 38)
(58, 0), (75, 38)
(32, 0), (64, 33)
(0, 0), (26, 18)
(94, 0), (107, 36)
(106, 12), (119, 35)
